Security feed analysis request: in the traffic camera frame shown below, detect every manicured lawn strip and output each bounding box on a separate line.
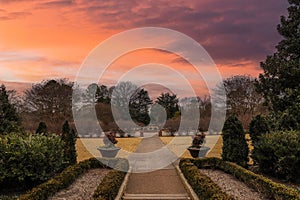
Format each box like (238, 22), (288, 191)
(179, 159), (235, 200)
(19, 158), (128, 200)
(186, 157), (300, 200)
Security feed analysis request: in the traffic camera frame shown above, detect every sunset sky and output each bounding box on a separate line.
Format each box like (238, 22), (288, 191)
(0, 0), (289, 96)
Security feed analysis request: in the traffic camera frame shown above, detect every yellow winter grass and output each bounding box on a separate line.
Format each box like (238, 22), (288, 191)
(160, 134), (254, 163)
(76, 137), (142, 162)
(160, 136), (223, 158)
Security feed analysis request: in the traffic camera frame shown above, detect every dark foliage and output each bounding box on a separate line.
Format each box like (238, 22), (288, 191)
(222, 115), (249, 168)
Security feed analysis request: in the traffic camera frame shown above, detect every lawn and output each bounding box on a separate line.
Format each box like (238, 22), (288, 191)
(160, 135), (223, 158)
(76, 137), (142, 162)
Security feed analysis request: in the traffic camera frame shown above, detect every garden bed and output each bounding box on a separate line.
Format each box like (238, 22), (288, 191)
(49, 168), (109, 200)
(180, 157), (300, 200)
(19, 158), (128, 200)
(200, 169), (265, 200)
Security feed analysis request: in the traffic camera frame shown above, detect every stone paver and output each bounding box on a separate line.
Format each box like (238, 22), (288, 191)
(124, 134), (190, 199)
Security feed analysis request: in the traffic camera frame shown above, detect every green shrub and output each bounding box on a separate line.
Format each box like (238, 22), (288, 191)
(249, 115), (269, 144)
(277, 108), (300, 131)
(222, 115), (249, 167)
(0, 133), (64, 188)
(190, 157), (300, 200)
(252, 130), (300, 182)
(0, 84), (21, 134)
(92, 158), (128, 200)
(61, 121), (77, 166)
(92, 170), (126, 200)
(179, 159), (234, 200)
(19, 158), (128, 200)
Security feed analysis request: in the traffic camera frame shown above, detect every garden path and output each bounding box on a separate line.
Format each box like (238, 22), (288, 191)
(123, 134), (191, 200)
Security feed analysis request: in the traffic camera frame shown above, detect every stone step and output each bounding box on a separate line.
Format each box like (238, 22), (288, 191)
(123, 193), (190, 200)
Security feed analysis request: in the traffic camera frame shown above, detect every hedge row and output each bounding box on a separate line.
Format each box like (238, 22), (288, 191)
(92, 170), (126, 200)
(187, 157), (300, 200)
(92, 159), (128, 200)
(179, 159), (235, 200)
(19, 158), (128, 200)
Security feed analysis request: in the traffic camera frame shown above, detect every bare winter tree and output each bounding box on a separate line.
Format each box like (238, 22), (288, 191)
(23, 79), (73, 133)
(214, 75), (266, 128)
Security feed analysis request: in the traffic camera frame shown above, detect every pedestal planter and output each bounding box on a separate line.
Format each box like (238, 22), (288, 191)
(97, 147), (121, 158)
(198, 146), (210, 157)
(187, 146), (210, 158)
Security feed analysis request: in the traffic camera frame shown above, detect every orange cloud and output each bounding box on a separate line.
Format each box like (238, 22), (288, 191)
(0, 0), (287, 95)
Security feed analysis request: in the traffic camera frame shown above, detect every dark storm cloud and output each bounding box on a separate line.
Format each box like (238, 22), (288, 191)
(75, 0), (288, 63)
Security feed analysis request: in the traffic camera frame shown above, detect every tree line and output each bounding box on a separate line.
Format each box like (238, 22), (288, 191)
(1, 74), (268, 134)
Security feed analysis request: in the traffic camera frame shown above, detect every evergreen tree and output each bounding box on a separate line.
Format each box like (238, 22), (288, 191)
(129, 88), (152, 125)
(222, 115), (249, 168)
(61, 121), (77, 165)
(69, 129), (77, 165)
(156, 93), (179, 119)
(36, 122), (48, 134)
(256, 0), (300, 129)
(249, 115), (269, 144)
(0, 84), (21, 134)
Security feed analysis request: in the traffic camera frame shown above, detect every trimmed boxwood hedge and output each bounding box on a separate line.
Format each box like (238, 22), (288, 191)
(92, 170), (126, 200)
(92, 158), (128, 200)
(19, 158), (128, 200)
(182, 157), (300, 200)
(179, 160), (234, 200)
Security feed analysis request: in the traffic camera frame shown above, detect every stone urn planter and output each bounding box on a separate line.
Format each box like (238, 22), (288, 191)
(98, 132), (120, 158)
(187, 131), (210, 158)
(187, 146), (210, 158)
(97, 147), (121, 158)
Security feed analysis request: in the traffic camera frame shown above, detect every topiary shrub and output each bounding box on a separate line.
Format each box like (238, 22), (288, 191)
(222, 115), (249, 168)
(0, 133), (64, 189)
(36, 122), (48, 134)
(249, 115), (269, 145)
(61, 121), (77, 166)
(252, 130), (300, 182)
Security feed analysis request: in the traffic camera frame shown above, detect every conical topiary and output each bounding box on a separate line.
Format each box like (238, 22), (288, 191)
(222, 115), (249, 168)
(249, 115), (269, 145)
(61, 121), (77, 166)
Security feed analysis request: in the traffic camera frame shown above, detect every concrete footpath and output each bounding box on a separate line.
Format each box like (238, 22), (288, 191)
(123, 135), (191, 200)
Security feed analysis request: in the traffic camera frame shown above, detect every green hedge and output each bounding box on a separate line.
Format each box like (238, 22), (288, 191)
(252, 130), (300, 181)
(187, 157), (300, 200)
(19, 158), (128, 200)
(92, 158), (128, 200)
(179, 159), (234, 200)
(0, 133), (64, 188)
(92, 170), (126, 200)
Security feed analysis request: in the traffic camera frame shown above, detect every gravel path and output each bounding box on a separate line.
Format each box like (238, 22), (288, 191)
(49, 168), (110, 200)
(200, 169), (266, 200)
